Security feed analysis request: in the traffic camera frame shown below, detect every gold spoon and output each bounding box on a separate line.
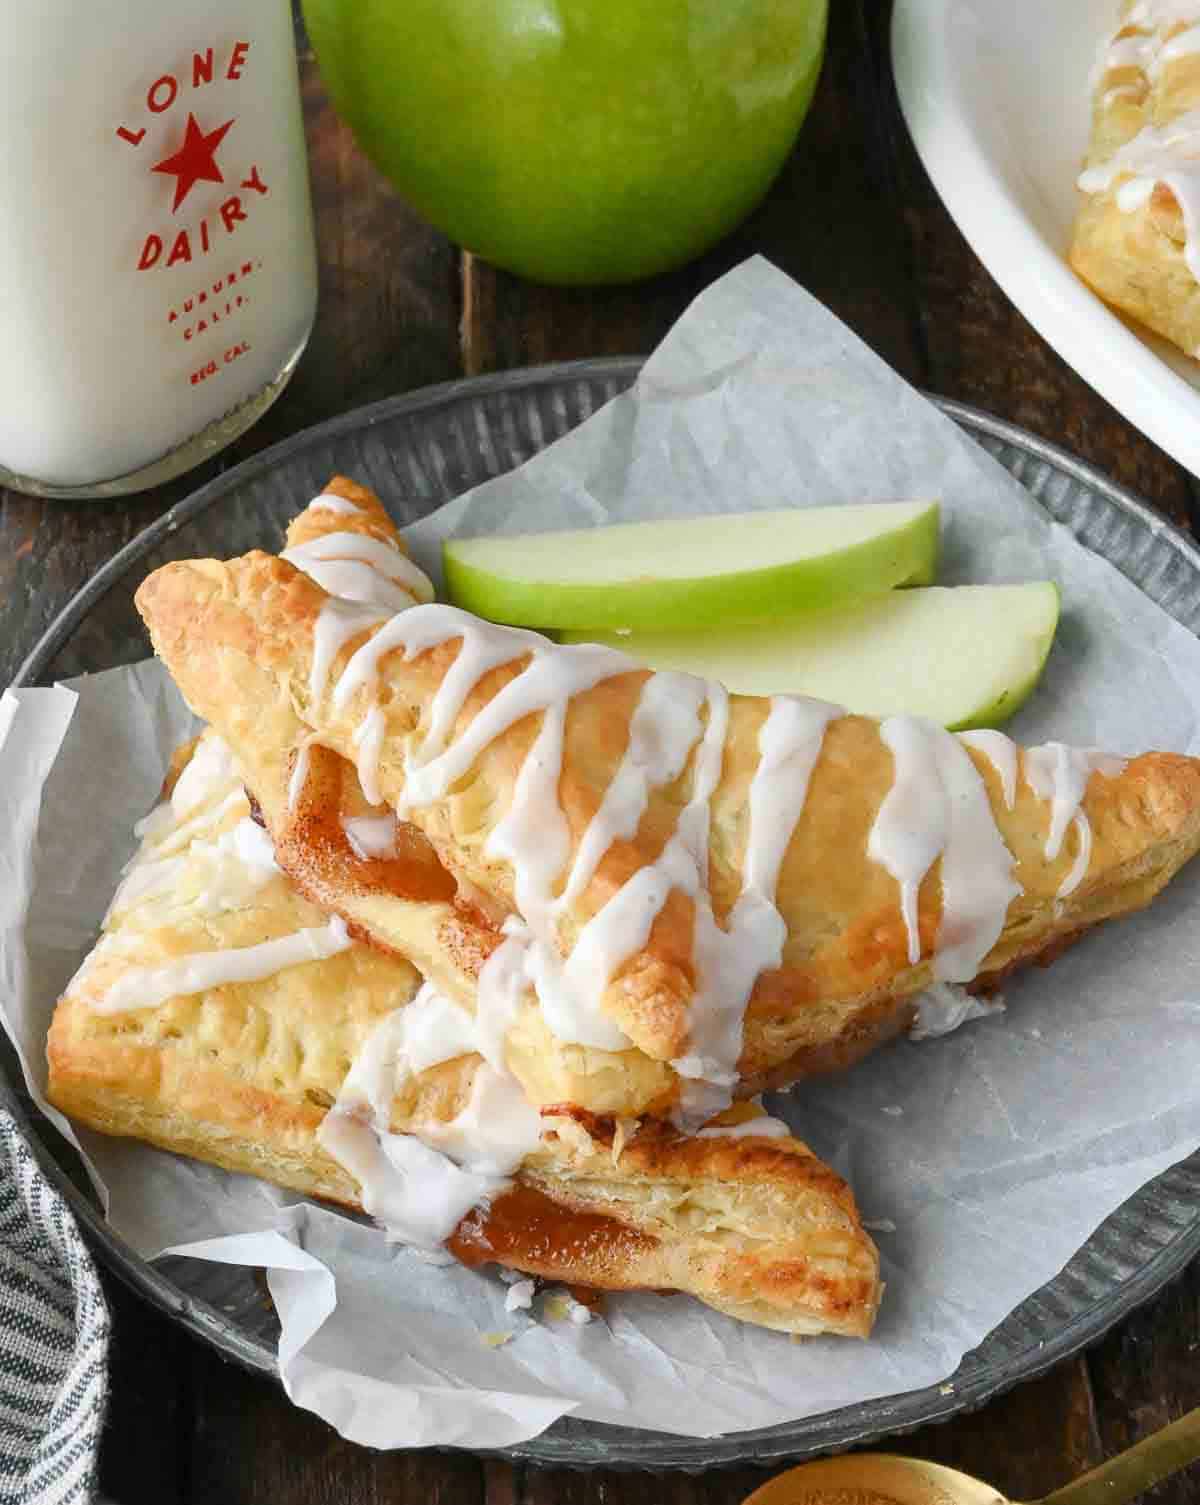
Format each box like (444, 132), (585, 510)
(743, 1408), (1200, 1505)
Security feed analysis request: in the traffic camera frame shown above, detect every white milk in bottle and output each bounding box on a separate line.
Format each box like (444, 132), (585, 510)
(0, 0), (318, 496)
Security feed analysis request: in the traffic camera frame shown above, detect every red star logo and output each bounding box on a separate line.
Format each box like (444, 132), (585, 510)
(152, 112), (235, 213)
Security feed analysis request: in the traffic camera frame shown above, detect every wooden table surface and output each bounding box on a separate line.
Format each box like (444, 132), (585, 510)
(5, 2), (1200, 1501)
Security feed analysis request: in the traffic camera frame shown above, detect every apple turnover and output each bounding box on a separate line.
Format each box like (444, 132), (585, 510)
(1070, 0), (1200, 357)
(135, 480), (1200, 1126)
(47, 730), (881, 1338)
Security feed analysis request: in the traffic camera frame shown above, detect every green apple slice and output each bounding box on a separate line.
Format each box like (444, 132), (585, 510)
(442, 502), (939, 630)
(561, 583), (1060, 730)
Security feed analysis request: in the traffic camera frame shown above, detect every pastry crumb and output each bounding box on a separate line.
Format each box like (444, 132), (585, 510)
(544, 1287), (595, 1325)
(481, 1330), (514, 1348)
(505, 1279), (535, 1313)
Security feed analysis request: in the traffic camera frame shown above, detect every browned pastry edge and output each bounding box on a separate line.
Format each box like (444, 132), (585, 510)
(133, 489), (1200, 1108)
(47, 1014), (880, 1337)
(1069, 4), (1200, 358)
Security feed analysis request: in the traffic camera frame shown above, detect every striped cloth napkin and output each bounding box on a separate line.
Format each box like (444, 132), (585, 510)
(0, 1108), (109, 1505)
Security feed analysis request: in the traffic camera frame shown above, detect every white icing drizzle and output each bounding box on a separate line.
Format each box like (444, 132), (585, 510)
(325, 595), (844, 1106)
(309, 599), (392, 702)
(105, 851), (189, 916)
(909, 980), (1005, 1041)
(317, 1109), (506, 1254)
(290, 557), (418, 615)
(143, 788), (247, 864)
(89, 915), (351, 1014)
(694, 1115), (792, 1140)
(1078, 107), (1200, 282)
(167, 733), (238, 818)
(132, 734), (238, 853)
(342, 810), (399, 861)
(316, 598), (1040, 1113)
(283, 529), (434, 607)
(959, 729), (1018, 810)
(338, 605), (525, 711)
(107, 812), (280, 922)
(225, 815), (280, 873)
(473, 923), (532, 1072)
(1021, 743), (1126, 897)
(352, 703), (387, 807)
(1090, 2), (1200, 94)
(557, 671), (707, 911)
(868, 717), (1021, 981)
(868, 719), (949, 966)
(114, 736), (281, 921)
(1060, 814), (1093, 898)
(333, 605), (643, 1050)
(670, 695), (835, 1123)
(316, 981), (542, 1250)
(309, 492), (364, 516)
(287, 735), (318, 813)
(933, 733), (1023, 982)
(407, 637), (634, 815)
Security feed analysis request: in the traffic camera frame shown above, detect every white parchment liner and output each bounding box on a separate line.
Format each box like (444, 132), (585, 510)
(4, 258), (1200, 1448)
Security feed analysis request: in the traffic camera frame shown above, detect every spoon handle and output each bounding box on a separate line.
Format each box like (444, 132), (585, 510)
(1035, 1405), (1200, 1505)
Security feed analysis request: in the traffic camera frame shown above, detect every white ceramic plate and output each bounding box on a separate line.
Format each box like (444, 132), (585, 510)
(892, 0), (1200, 478)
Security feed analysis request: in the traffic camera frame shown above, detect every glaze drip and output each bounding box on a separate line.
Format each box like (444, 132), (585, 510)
(316, 981), (542, 1250)
(1022, 742), (1126, 897)
(90, 915), (351, 1015)
(868, 717), (1020, 981)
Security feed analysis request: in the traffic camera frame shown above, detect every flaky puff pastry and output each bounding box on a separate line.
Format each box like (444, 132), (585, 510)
(47, 732), (881, 1338)
(178, 479), (679, 1117)
(135, 484), (1200, 1118)
(1070, 1), (1200, 357)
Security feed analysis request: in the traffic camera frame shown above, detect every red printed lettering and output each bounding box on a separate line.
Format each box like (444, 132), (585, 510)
(116, 125), (146, 147)
(227, 41), (250, 80)
(240, 165), (268, 197)
(166, 229), (192, 267)
(147, 75), (178, 114)
(192, 48), (214, 87)
(137, 234), (163, 271)
(219, 196), (246, 232)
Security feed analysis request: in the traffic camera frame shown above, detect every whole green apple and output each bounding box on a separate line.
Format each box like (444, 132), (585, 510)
(301, 0), (829, 285)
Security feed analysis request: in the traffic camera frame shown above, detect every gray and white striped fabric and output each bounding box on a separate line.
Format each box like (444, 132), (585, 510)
(0, 1109), (108, 1505)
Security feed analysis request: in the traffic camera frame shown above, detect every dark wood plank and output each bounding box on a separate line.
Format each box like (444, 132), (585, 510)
(187, 1338), (485, 1505)
(461, 0), (926, 387)
(95, 1272), (190, 1505)
(1086, 1259), (1200, 1505)
(888, 1359), (1102, 1503)
(266, 35), (462, 433)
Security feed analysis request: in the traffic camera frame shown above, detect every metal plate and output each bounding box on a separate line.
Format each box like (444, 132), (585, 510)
(10, 357), (1200, 1470)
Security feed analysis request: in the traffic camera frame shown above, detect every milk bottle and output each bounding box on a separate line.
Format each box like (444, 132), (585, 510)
(0, 0), (318, 496)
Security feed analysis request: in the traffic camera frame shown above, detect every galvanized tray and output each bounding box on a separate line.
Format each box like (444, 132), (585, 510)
(9, 358), (1200, 1470)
